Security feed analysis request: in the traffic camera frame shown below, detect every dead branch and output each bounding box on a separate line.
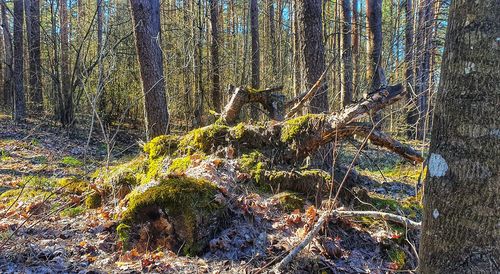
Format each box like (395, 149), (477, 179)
(220, 85), (285, 125)
(332, 210), (421, 229)
(272, 209), (420, 272)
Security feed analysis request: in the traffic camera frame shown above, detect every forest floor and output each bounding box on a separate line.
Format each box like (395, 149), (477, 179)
(0, 114), (426, 273)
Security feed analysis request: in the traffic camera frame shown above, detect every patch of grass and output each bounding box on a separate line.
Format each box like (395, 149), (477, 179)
(0, 149), (11, 162)
(60, 206), (85, 217)
(31, 155), (48, 164)
(60, 156), (83, 167)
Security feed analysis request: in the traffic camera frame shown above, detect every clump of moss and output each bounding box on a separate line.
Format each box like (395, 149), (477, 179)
(59, 156), (83, 167)
(85, 193), (102, 209)
(231, 122), (247, 140)
(280, 114), (320, 143)
(96, 156), (148, 188)
(178, 124), (229, 154)
(239, 150), (266, 183)
(143, 135), (179, 159)
(57, 177), (88, 194)
(387, 247), (406, 269)
(116, 223), (131, 250)
(167, 156), (192, 175)
(119, 177), (225, 255)
(60, 206), (85, 217)
(273, 192), (304, 212)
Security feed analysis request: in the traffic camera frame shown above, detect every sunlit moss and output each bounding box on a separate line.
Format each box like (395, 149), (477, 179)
(57, 177), (88, 194)
(178, 124), (229, 154)
(60, 206), (85, 217)
(143, 135), (179, 159)
(85, 192), (102, 209)
(119, 177), (225, 255)
(59, 156), (83, 167)
(167, 156), (191, 175)
(280, 114), (321, 143)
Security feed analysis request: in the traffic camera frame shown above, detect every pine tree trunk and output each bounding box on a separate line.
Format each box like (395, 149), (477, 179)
(12, 0), (25, 122)
(129, 0), (170, 139)
(419, 0), (500, 272)
(268, 1), (277, 80)
(365, 0), (382, 127)
(405, 0), (418, 138)
(1, 2), (12, 111)
(340, 0), (353, 108)
(209, 0), (221, 112)
(59, 0), (73, 126)
(250, 0), (260, 119)
(351, 0), (359, 99)
(26, 0), (42, 112)
(296, 0), (328, 113)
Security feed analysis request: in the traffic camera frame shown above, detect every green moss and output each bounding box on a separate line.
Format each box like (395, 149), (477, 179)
(387, 247), (406, 269)
(167, 156), (192, 175)
(97, 156), (148, 187)
(144, 135), (179, 159)
(20, 176), (56, 190)
(116, 223), (131, 250)
(178, 124), (229, 154)
(280, 114), (320, 143)
(85, 193), (102, 209)
(144, 157), (165, 183)
(239, 150), (266, 183)
(57, 178), (88, 194)
(60, 156), (83, 167)
(273, 192), (304, 212)
(120, 177), (224, 255)
(60, 206), (85, 217)
(0, 188), (53, 206)
(232, 123), (246, 140)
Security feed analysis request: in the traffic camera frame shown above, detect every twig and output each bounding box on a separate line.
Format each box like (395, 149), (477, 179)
(331, 210), (421, 230)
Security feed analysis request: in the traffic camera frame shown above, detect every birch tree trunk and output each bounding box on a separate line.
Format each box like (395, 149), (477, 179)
(419, 0), (500, 272)
(129, 0), (170, 139)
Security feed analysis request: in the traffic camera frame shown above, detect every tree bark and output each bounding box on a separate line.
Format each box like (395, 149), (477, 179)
(250, 0), (260, 119)
(12, 0), (26, 122)
(405, 0), (417, 139)
(419, 0), (500, 272)
(0, 2), (12, 111)
(25, 0), (42, 112)
(296, 0), (328, 114)
(209, 0), (221, 112)
(351, 0), (359, 99)
(268, 1), (277, 80)
(365, 0), (382, 127)
(340, 0), (353, 108)
(129, 0), (170, 139)
(193, 0), (204, 127)
(58, 0), (73, 126)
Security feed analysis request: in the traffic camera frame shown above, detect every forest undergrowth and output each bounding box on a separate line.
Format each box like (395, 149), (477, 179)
(0, 114), (426, 273)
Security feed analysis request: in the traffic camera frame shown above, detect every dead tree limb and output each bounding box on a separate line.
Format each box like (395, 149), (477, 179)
(220, 85), (285, 124)
(273, 209), (420, 272)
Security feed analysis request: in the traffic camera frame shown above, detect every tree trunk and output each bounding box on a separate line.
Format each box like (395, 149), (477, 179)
(296, 0), (328, 114)
(340, 0), (353, 108)
(129, 0), (169, 139)
(365, 0), (382, 127)
(59, 0), (73, 126)
(351, 0), (359, 99)
(97, 0), (105, 117)
(250, 0), (260, 119)
(193, 0), (204, 127)
(405, 0), (418, 139)
(1, 2), (12, 111)
(12, 0), (26, 122)
(25, 0), (42, 112)
(268, 1), (277, 80)
(419, 0), (500, 272)
(209, 0), (221, 112)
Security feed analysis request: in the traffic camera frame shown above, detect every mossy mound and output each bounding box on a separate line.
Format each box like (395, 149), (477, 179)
(118, 177), (227, 256)
(57, 177), (88, 194)
(85, 192), (102, 209)
(143, 135), (179, 159)
(280, 114), (323, 144)
(178, 124), (229, 154)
